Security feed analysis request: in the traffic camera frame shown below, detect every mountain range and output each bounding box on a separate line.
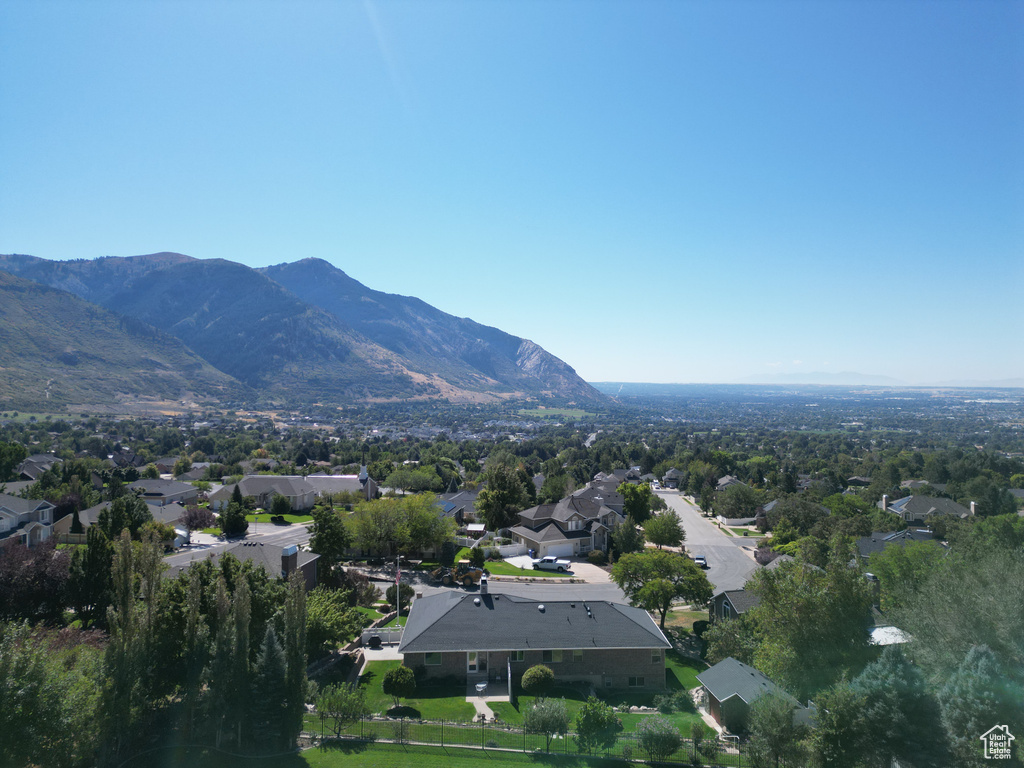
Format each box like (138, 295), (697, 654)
(0, 253), (602, 410)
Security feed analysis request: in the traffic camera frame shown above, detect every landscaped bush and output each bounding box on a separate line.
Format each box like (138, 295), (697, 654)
(587, 549), (608, 565)
(653, 690), (696, 714)
(470, 547), (486, 568)
(521, 664), (554, 697)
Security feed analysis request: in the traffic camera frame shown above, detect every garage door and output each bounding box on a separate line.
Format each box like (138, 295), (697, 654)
(545, 543), (574, 558)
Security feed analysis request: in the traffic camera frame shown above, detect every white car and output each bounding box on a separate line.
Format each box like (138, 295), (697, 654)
(532, 556), (571, 572)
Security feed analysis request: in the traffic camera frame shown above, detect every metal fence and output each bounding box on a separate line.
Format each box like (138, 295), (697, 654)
(313, 715), (755, 767)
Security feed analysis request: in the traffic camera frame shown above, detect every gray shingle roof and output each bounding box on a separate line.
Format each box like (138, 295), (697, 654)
(399, 592), (671, 654)
(697, 657), (799, 707)
(886, 495), (970, 521)
(0, 494), (55, 515)
(855, 529), (942, 559)
(715, 589), (761, 615)
(170, 540), (318, 580)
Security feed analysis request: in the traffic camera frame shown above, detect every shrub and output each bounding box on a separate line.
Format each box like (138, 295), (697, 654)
(521, 664), (554, 697)
(470, 547), (486, 568)
(636, 716), (682, 761)
(587, 550), (608, 566)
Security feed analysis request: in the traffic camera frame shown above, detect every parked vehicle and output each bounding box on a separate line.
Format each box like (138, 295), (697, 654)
(693, 555), (708, 569)
(532, 556), (571, 572)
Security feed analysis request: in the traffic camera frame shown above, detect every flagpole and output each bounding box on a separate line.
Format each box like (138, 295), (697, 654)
(395, 554), (401, 630)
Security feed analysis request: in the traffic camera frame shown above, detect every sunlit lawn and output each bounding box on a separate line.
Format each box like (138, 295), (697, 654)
(360, 660), (476, 721)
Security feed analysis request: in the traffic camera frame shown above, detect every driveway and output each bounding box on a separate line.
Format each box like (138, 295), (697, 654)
(656, 490), (758, 592)
(503, 555), (611, 583)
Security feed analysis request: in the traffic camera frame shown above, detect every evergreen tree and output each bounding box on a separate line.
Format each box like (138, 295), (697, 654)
(221, 501), (249, 538)
(250, 625), (288, 752)
(68, 526), (112, 627)
(941, 645), (1023, 768)
(282, 571), (308, 746)
(850, 646), (947, 767)
(228, 578), (251, 747)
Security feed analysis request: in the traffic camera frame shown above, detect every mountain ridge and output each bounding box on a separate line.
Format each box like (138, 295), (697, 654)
(0, 253), (602, 407)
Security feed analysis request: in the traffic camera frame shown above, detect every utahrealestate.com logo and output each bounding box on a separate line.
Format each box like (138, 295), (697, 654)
(980, 725), (1015, 760)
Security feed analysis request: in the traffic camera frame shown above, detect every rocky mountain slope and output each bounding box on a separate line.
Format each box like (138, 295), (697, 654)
(0, 253), (602, 407)
(0, 270), (242, 410)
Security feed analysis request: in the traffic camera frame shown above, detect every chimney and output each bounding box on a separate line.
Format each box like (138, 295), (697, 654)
(480, 575), (489, 594)
(970, 501), (976, 516)
(881, 494), (889, 511)
(281, 544), (298, 579)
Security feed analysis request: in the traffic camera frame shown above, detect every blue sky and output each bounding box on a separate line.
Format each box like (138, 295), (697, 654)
(2, 1), (1021, 385)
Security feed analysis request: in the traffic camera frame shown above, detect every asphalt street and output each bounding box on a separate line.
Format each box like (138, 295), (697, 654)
(655, 489), (758, 592)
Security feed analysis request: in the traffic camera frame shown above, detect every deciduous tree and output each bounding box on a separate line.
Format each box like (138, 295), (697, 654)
(524, 697), (570, 752)
(643, 509), (684, 549)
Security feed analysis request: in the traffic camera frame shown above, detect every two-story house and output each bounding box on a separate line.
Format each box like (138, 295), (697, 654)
(509, 491), (623, 558)
(0, 494), (55, 548)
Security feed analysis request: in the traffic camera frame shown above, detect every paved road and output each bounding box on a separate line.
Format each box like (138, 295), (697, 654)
(165, 521), (313, 568)
(656, 490), (757, 592)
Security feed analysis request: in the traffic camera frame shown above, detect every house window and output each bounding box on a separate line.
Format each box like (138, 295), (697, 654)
(510, 651), (524, 662)
(651, 650), (661, 663)
(542, 650), (563, 663)
(604, 678), (613, 688)
(628, 677), (645, 688)
(425, 653), (442, 666)
(573, 649), (583, 663)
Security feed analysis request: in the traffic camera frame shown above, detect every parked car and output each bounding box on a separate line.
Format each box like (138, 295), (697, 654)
(693, 555), (708, 569)
(532, 556), (571, 572)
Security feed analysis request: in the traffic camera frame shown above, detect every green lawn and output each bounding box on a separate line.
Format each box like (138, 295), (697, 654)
(729, 528), (757, 537)
(200, 527), (222, 536)
(354, 606), (385, 622)
(121, 742), (653, 768)
(246, 513), (314, 524)
(452, 548), (573, 579)
(492, 652), (705, 734)
(360, 661), (476, 721)
(382, 615), (407, 627)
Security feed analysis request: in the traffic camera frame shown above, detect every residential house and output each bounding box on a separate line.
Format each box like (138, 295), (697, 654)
(880, 495), (972, 525)
(716, 475), (746, 492)
(437, 487), (482, 526)
(709, 589), (761, 622)
(305, 471), (379, 502)
(16, 453), (62, 481)
(170, 540), (319, 590)
(0, 494), (55, 548)
(697, 657), (808, 732)
(398, 589), (671, 690)
(52, 501), (190, 546)
(208, 475), (316, 512)
(509, 492), (623, 558)
(662, 468), (683, 489)
(854, 528), (945, 562)
(128, 478), (199, 507)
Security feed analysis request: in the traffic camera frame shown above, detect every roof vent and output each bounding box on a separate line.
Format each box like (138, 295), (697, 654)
(538, 604), (545, 612)
(474, 597), (481, 606)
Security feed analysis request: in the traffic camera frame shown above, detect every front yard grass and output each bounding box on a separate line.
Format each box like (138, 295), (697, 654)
(452, 547), (574, 578)
(245, 513), (314, 524)
(663, 609), (708, 636)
